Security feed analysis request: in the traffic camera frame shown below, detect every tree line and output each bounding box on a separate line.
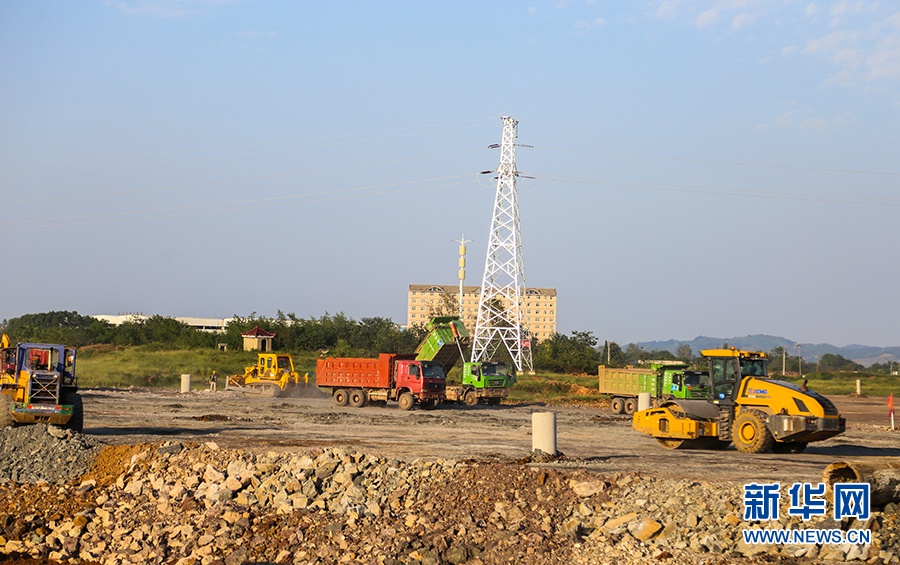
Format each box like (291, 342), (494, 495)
(1, 311), (885, 375)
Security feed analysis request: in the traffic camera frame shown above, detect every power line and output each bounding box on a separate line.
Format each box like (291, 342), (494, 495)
(537, 146), (900, 178)
(0, 117), (497, 176)
(0, 174), (474, 231)
(538, 175), (900, 207)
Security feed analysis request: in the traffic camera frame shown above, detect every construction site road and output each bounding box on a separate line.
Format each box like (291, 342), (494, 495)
(82, 388), (899, 484)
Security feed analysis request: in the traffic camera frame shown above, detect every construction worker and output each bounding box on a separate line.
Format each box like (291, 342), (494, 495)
(209, 371), (217, 392)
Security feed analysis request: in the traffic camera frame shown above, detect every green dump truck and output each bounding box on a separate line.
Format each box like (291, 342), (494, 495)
(598, 361), (709, 415)
(414, 316), (515, 406)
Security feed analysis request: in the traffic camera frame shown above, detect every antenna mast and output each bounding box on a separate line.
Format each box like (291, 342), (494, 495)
(470, 116), (533, 373)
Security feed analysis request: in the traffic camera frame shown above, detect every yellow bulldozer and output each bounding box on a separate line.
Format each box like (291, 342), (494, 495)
(632, 348), (845, 453)
(227, 352), (305, 397)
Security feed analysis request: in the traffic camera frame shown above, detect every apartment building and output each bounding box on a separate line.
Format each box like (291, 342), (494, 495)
(407, 284), (557, 342)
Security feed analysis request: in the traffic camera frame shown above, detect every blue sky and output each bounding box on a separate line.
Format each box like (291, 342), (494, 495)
(2, 1), (899, 347)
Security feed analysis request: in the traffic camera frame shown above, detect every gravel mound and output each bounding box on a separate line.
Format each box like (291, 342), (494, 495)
(0, 424), (100, 484)
(0, 442), (897, 564)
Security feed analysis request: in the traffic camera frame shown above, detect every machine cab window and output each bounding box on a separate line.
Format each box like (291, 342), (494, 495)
(710, 358), (737, 400)
(740, 359), (767, 377)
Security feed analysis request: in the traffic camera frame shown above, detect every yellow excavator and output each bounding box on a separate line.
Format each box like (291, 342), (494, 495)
(632, 348), (846, 453)
(227, 352), (304, 397)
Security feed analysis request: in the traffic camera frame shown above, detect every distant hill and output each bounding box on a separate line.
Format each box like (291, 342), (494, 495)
(635, 334), (900, 367)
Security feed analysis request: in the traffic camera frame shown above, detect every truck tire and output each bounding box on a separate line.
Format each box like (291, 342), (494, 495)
(624, 398), (637, 415)
(398, 392), (415, 411)
(611, 397), (625, 414)
(0, 394), (13, 428)
(734, 410), (774, 453)
(333, 389), (349, 407)
(349, 389), (367, 408)
(486, 397), (501, 406)
(420, 399), (438, 410)
(61, 391), (84, 433)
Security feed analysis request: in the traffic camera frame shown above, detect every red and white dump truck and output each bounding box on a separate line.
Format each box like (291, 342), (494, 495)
(315, 353), (446, 410)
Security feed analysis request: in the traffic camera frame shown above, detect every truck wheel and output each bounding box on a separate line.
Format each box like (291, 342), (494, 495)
(61, 391), (84, 433)
(486, 397), (501, 406)
(349, 390), (367, 408)
(772, 441), (808, 454)
(464, 390), (478, 407)
(420, 399), (438, 410)
(611, 398), (625, 414)
(398, 393), (415, 411)
(624, 398), (637, 415)
(333, 389), (349, 406)
(0, 394), (13, 428)
(734, 410), (774, 453)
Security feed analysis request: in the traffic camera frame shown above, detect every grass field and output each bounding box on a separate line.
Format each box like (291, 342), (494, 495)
(75, 347), (897, 401)
(76, 346), (321, 388)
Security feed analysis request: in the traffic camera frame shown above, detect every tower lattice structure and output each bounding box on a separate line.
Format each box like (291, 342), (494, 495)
(470, 116), (533, 373)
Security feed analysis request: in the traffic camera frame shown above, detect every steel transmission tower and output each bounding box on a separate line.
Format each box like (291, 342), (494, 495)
(470, 116), (533, 373)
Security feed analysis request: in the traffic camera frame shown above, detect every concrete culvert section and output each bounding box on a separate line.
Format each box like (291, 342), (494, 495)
(823, 458), (900, 505)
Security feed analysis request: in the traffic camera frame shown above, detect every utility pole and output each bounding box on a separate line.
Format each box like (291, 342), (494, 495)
(471, 116), (534, 373)
(453, 234), (473, 320)
(782, 348), (786, 377)
(796, 343), (802, 378)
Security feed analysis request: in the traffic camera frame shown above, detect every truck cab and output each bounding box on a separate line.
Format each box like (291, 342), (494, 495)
(463, 361), (514, 389)
(396, 360), (446, 401)
(0, 342), (82, 431)
(662, 368), (709, 400)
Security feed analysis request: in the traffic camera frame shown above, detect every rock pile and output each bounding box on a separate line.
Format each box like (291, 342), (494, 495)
(0, 433), (897, 565)
(0, 424), (100, 484)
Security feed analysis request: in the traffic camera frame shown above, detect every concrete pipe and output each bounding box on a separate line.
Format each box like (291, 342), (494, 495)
(532, 412), (557, 456)
(637, 392), (651, 412)
(180, 374), (192, 394)
(822, 458), (900, 506)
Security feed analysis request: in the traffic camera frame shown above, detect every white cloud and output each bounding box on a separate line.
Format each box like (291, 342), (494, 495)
(732, 12), (757, 29)
(822, 67), (858, 86)
(885, 11), (900, 29)
(867, 47), (900, 79)
(696, 9), (719, 28)
(237, 30), (278, 41)
(653, 0), (687, 21)
(832, 47), (864, 68)
(105, 0), (229, 18)
(799, 117), (828, 130)
(830, 1), (867, 18)
(805, 30), (854, 55)
(574, 18), (607, 32)
(775, 110), (797, 128)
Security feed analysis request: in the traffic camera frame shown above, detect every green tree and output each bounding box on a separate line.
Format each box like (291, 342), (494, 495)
(817, 353), (863, 373)
(599, 341), (625, 367)
(1, 311), (114, 346)
(533, 330), (601, 374)
(426, 291), (460, 319)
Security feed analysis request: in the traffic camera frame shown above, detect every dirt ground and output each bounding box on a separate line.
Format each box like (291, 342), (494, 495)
(80, 387), (899, 484)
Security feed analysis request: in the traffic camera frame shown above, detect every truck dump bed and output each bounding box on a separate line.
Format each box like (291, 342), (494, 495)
(414, 316), (468, 373)
(316, 354), (394, 389)
(598, 365), (660, 397)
